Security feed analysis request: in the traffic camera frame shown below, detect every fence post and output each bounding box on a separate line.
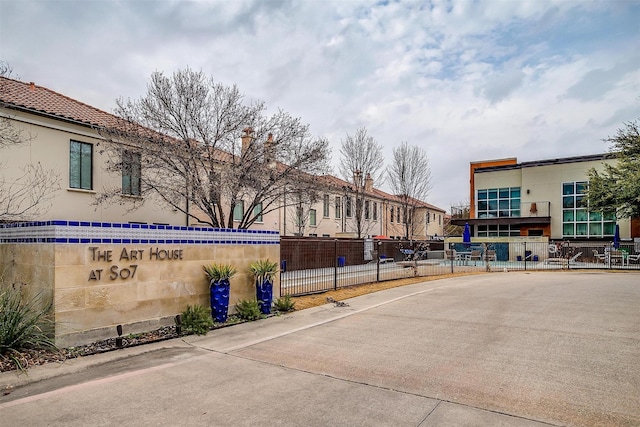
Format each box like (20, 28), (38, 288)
(334, 239), (338, 291)
(376, 242), (381, 282)
(524, 241), (527, 271)
(450, 244), (454, 274)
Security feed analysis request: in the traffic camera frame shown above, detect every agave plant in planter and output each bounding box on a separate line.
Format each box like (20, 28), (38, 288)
(203, 263), (237, 323)
(248, 259), (279, 314)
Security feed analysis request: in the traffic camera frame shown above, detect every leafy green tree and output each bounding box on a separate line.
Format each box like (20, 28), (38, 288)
(587, 119), (640, 218)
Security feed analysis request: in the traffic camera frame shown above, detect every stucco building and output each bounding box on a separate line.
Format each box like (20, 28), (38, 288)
(452, 155), (638, 241)
(1, 76), (444, 238)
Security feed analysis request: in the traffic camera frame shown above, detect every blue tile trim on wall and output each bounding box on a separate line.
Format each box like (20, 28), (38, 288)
(0, 220), (280, 245)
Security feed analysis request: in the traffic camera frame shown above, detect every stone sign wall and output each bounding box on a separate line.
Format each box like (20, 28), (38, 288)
(0, 221), (280, 347)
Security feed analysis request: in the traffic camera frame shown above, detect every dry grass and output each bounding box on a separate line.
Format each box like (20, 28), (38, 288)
(291, 272), (484, 310)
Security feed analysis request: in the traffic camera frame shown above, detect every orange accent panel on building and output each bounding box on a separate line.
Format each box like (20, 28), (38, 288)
(469, 158), (517, 218)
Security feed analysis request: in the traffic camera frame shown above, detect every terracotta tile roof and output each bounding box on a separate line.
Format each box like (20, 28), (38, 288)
(0, 76), (118, 128)
(1, 76), (445, 212)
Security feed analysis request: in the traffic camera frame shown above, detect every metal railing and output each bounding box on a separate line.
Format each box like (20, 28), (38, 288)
(279, 239), (639, 296)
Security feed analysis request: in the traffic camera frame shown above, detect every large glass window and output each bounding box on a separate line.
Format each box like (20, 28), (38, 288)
(69, 140), (93, 190)
(122, 150), (141, 196)
(364, 201), (370, 219)
(345, 196), (352, 217)
(335, 196), (341, 219)
(477, 187), (520, 218)
(477, 224), (520, 237)
(562, 181), (615, 238)
(373, 202), (378, 221)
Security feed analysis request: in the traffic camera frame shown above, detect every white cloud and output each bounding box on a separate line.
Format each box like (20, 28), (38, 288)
(1, 0), (639, 211)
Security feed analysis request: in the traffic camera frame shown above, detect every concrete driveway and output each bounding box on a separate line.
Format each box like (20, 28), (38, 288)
(1, 272), (639, 426)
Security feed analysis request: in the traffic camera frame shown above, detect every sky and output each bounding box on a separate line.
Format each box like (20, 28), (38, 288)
(1, 0), (639, 212)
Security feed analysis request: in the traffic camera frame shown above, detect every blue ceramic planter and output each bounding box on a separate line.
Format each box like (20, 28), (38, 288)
(210, 279), (230, 323)
(255, 279), (273, 314)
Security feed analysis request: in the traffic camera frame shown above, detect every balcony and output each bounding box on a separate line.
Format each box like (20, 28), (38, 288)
(450, 201), (551, 226)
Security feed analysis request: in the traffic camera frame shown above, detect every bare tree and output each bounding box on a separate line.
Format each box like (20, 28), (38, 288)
(386, 142), (432, 239)
(338, 127), (384, 238)
(446, 199), (470, 237)
(97, 68), (330, 229)
(0, 62), (60, 222)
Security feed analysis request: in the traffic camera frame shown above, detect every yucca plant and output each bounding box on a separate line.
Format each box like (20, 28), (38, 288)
(249, 259), (279, 315)
(0, 285), (56, 370)
(203, 263), (237, 282)
(248, 259), (279, 284)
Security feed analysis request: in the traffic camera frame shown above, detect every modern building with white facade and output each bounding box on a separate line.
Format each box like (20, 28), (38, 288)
(452, 155), (638, 241)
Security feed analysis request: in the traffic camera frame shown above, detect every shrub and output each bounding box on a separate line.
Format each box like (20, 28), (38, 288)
(274, 295), (296, 312)
(0, 284), (56, 370)
(235, 299), (262, 321)
(181, 304), (213, 335)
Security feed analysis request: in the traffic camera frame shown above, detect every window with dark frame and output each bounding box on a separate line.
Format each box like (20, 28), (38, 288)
(323, 194), (330, 217)
(233, 200), (244, 221)
(69, 140), (93, 190)
(122, 150), (141, 196)
(335, 196), (341, 219)
(253, 202), (263, 223)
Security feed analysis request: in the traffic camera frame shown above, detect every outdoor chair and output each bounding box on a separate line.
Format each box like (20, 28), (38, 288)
(485, 250), (497, 261)
(592, 249), (606, 263)
(545, 251), (582, 266)
(467, 249), (482, 263)
(445, 249), (456, 260)
(627, 253), (640, 264)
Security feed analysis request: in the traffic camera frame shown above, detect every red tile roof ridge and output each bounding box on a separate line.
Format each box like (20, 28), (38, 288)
(0, 76), (117, 128)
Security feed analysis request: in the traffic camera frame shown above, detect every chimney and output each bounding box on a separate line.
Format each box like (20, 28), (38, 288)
(29, 82), (35, 91)
(364, 173), (373, 192)
(241, 127), (254, 155)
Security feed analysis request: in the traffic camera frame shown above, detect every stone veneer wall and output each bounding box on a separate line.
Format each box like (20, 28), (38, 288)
(0, 221), (280, 347)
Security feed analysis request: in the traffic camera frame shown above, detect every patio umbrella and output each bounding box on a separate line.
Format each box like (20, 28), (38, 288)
(613, 224), (620, 249)
(372, 235), (390, 240)
(463, 223), (471, 244)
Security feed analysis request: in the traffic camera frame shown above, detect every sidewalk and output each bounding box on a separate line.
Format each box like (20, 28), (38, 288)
(2, 272), (639, 426)
(2, 279), (442, 390)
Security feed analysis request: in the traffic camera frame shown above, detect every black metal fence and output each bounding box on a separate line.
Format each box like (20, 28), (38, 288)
(279, 238), (640, 296)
